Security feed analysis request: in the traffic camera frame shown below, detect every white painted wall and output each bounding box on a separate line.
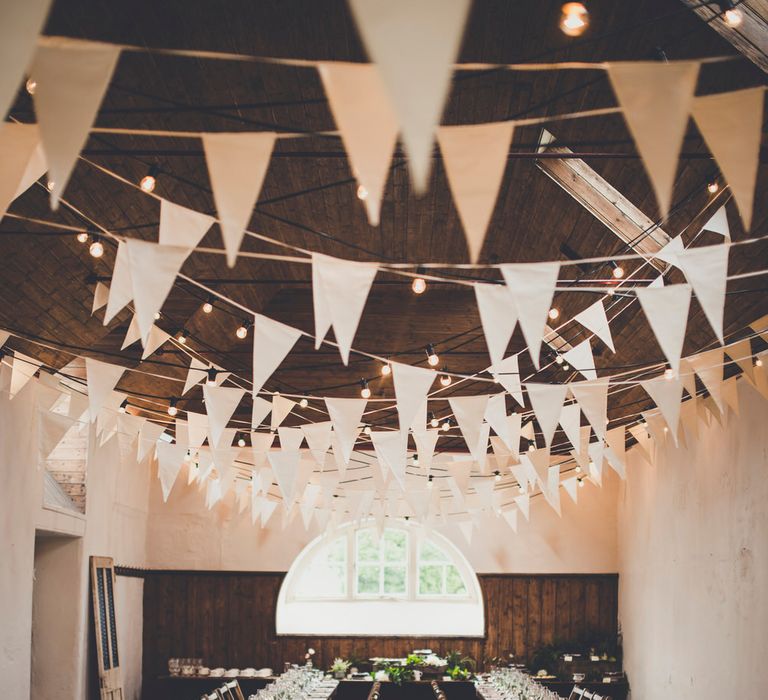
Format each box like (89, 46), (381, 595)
(617, 380), (768, 699)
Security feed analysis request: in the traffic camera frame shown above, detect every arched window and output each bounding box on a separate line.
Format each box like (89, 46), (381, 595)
(277, 520), (484, 636)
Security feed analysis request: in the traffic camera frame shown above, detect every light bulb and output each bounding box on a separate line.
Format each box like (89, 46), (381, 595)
(363, 425), (372, 436)
(756, 358), (764, 368)
(548, 307), (560, 320)
(427, 476), (434, 489)
(89, 238), (104, 258)
(238, 437), (246, 448)
(413, 454), (420, 467)
(168, 400), (178, 417)
(575, 465), (582, 473)
(25, 78), (37, 95)
(555, 355), (564, 365)
(641, 421), (648, 429)
(442, 420), (450, 432)
(412, 277), (427, 295)
(607, 287), (615, 297)
(360, 379), (371, 399)
(46, 180), (55, 192)
(612, 264), (624, 279)
(578, 478), (585, 488)
(177, 331), (187, 344)
(430, 414), (439, 428)
(236, 322), (249, 339)
(426, 344), (439, 366)
(206, 368), (217, 385)
(707, 181), (719, 194)
(664, 368), (675, 380)
(528, 443), (535, 453)
(76, 231), (89, 244)
(494, 471), (502, 483)
(724, 7), (743, 26)
(439, 372), (452, 387)
(299, 398), (308, 408)
(381, 363), (391, 377)
(356, 184), (368, 200)
(518, 484), (525, 494)
(202, 301), (213, 314)
(154, 312), (161, 320)
(140, 168), (157, 193)
(563, 364), (570, 371)
(560, 2), (589, 36)
(663, 426), (669, 434)
(118, 400), (128, 414)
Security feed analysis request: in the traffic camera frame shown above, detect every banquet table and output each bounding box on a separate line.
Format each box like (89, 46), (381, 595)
(330, 679), (477, 700)
(146, 674), (276, 699)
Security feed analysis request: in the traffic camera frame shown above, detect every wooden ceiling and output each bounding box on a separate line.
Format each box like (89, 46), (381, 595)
(1, 0), (767, 451)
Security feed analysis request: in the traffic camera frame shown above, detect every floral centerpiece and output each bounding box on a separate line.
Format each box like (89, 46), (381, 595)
(329, 658), (351, 679)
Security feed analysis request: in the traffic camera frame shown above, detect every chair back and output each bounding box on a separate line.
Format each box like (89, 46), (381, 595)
(367, 681), (382, 700)
(225, 680), (246, 700)
(568, 686), (585, 700)
(582, 691), (594, 700)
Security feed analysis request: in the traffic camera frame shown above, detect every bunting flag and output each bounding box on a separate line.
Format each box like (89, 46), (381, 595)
(474, 283), (517, 366)
(691, 87), (764, 230)
(0, 0), (52, 118)
(186, 411), (208, 450)
(347, 0), (471, 193)
(121, 315), (142, 350)
(202, 384), (245, 448)
(501, 507), (518, 533)
(103, 242), (133, 325)
(91, 282), (109, 315)
(0, 330), (10, 351)
(689, 348), (725, 414)
(722, 376), (740, 416)
(446, 461), (472, 499)
(545, 465), (561, 516)
(437, 122), (515, 262)
(573, 299), (615, 353)
(301, 421), (333, 466)
(325, 397), (367, 464)
(676, 244), (729, 344)
(211, 447), (240, 491)
(514, 493), (530, 521)
(156, 442), (188, 502)
(30, 39), (121, 208)
(525, 383), (568, 448)
(484, 393), (513, 451)
(506, 412), (522, 461)
(84, 358), (124, 422)
(202, 131), (276, 267)
(38, 410), (75, 459)
(318, 62), (398, 226)
(605, 425), (626, 479)
(140, 325), (171, 360)
(636, 284), (692, 375)
(500, 262), (560, 368)
(278, 426), (304, 452)
(701, 205), (730, 240)
(655, 235), (684, 268)
(559, 401), (582, 452)
(640, 376), (683, 444)
(137, 420), (166, 462)
(449, 395), (490, 459)
(251, 434), (275, 469)
(490, 354), (524, 407)
(726, 338), (755, 384)
(259, 497), (278, 527)
(268, 450), (302, 506)
(270, 394), (295, 430)
(182, 358), (208, 395)
(570, 380), (609, 441)
(124, 239), (191, 343)
(371, 430), (407, 488)
(159, 198), (215, 250)
(588, 441), (604, 486)
(412, 428), (440, 475)
(562, 339), (597, 381)
(527, 447), (552, 491)
(562, 477), (579, 504)
(607, 61), (700, 217)
(330, 432), (352, 475)
(251, 314), (302, 396)
(0, 123), (45, 219)
(311, 253), (377, 364)
(251, 396), (272, 431)
(627, 423), (652, 466)
(457, 519), (474, 545)
(391, 362), (435, 433)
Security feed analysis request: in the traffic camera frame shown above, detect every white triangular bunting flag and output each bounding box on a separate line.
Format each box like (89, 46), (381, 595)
(311, 253), (377, 364)
(0, 0), (52, 119)
(525, 383), (567, 448)
(457, 519), (474, 545)
(38, 410), (75, 459)
(85, 358), (124, 422)
(562, 339), (597, 381)
(438, 122), (515, 261)
(726, 338), (755, 384)
(371, 430), (407, 488)
(676, 244), (729, 344)
(655, 235), (684, 268)
(202, 131), (276, 267)
(449, 395), (490, 457)
(137, 421), (165, 462)
(588, 441), (604, 486)
(121, 315), (141, 350)
(722, 376), (740, 416)
(0, 123), (45, 218)
(562, 476), (579, 504)
(31, 39), (121, 208)
(325, 398), (367, 464)
(156, 442), (188, 502)
(301, 421), (333, 466)
(270, 394), (295, 430)
(570, 380), (609, 441)
(474, 283), (517, 366)
(502, 508), (518, 533)
(559, 401), (582, 452)
(391, 362), (435, 433)
(158, 198), (214, 251)
(500, 262), (560, 368)
(251, 313), (302, 396)
(412, 428), (440, 475)
(91, 282), (109, 315)
(103, 242), (133, 325)
(605, 425), (626, 479)
(267, 450), (301, 506)
(124, 239), (190, 343)
(691, 87), (764, 229)
(545, 465), (561, 516)
(640, 376), (683, 445)
(182, 358), (208, 395)
(514, 493), (530, 521)
(318, 62), (398, 226)
(202, 384), (245, 448)
(260, 497), (278, 527)
(278, 426), (304, 452)
(484, 393), (512, 450)
(701, 205), (730, 240)
(251, 396), (272, 431)
(689, 348), (725, 414)
(607, 61), (700, 217)
(186, 411), (208, 450)
(636, 283), (691, 375)
(140, 325), (171, 360)
(506, 413), (521, 460)
(490, 354), (524, 407)
(573, 299), (615, 353)
(527, 447), (552, 490)
(347, 0), (471, 193)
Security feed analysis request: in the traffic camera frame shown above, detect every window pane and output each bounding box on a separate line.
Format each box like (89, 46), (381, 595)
(327, 537), (346, 563)
(382, 565), (406, 594)
(383, 530), (407, 562)
(356, 529), (379, 562)
(293, 537), (347, 598)
(419, 541), (447, 563)
(357, 565), (380, 594)
(418, 565), (444, 595)
(445, 565), (467, 595)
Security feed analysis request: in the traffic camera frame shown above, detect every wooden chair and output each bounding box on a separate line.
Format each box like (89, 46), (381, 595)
(200, 693), (219, 700)
(367, 681), (382, 700)
(568, 686), (585, 700)
(581, 691), (594, 700)
(225, 680), (246, 700)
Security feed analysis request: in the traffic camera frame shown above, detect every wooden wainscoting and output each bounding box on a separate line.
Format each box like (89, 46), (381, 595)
(137, 571), (617, 690)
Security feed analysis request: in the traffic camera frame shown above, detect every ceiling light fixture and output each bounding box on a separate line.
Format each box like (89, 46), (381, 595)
(425, 344), (439, 367)
(202, 296), (214, 314)
(494, 470), (502, 483)
(177, 329), (188, 344)
(356, 184), (368, 200)
(611, 262), (625, 279)
(76, 231), (89, 244)
(664, 367), (675, 380)
(236, 320), (250, 339)
(439, 370), (452, 387)
(381, 362), (391, 377)
(707, 180), (720, 194)
(719, 1), (743, 26)
(167, 398), (178, 417)
(442, 418), (451, 432)
(139, 165), (159, 193)
(412, 267), (427, 295)
(299, 398), (309, 408)
(363, 425), (372, 435)
(237, 434), (246, 448)
(89, 235), (104, 258)
(548, 307), (560, 320)
(559, 2), (589, 36)
(25, 78), (37, 95)
(429, 412), (439, 428)
(360, 379), (371, 399)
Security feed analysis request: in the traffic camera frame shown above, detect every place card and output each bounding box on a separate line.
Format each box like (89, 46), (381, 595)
(590, 655), (600, 662)
(564, 655), (573, 662)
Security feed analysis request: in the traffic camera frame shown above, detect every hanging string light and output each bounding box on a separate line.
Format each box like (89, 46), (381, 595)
(206, 368), (217, 385)
(76, 231), (89, 244)
(548, 307), (560, 320)
(441, 418), (451, 432)
(429, 412), (439, 428)
(425, 344), (439, 367)
(494, 470), (502, 483)
(167, 398), (178, 417)
(427, 474), (434, 489)
(611, 262), (625, 279)
(177, 329), (188, 344)
(299, 398), (309, 408)
(202, 296), (214, 314)
(720, 1), (743, 26)
(154, 312), (161, 320)
(439, 369), (452, 387)
(235, 320), (250, 339)
(363, 425), (372, 436)
(664, 367), (675, 380)
(559, 2), (589, 36)
(89, 235), (104, 258)
(356, 184), (369, 200)
(25, 78), (37, 95)
(237, 433), (246, 448)
(707, 180), (720, 194)
(139, 165), (159, 193)
(412, 267), (427, 295)
(359, 379), (371, 399)
(381, 362), (391, 377)
(413, 453), (420, 467)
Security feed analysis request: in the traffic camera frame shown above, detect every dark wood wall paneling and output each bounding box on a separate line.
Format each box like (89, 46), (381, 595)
(138, 571), (617, 686)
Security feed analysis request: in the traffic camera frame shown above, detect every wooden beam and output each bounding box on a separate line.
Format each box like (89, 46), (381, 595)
(680, 0), (768, 73)
(536, 129), (670, 272)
